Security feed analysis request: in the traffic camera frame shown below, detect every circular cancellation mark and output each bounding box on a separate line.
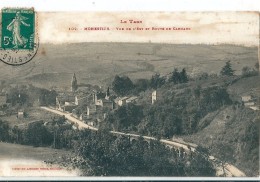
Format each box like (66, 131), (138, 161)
(0, 39), (39, 66)
(0, 10), (39, 66)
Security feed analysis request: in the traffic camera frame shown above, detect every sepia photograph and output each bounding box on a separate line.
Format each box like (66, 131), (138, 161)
(0, 9), (259, 179)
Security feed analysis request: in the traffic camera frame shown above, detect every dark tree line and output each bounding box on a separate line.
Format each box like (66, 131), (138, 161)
(76, 130), (215, 176)
(168, 68), (188, 84)
(112, 68), (188, 96)
(1, 116), (75, 149)
(6, 85), (57, 107)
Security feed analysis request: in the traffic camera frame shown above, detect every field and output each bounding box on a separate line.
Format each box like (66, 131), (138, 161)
(0, 43), (257, 90)
(0, 107), (61, 128)
(0, 142), (79, 176)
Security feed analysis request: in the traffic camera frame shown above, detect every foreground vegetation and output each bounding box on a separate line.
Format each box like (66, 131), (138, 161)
(0, 118), (216, 176)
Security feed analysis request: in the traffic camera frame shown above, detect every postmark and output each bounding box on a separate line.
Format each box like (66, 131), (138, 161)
(0, 8), (39, 66)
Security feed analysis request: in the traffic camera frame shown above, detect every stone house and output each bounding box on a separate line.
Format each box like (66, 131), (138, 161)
(56, 94), (75, 111)
(114, 97), (128, 106)
(126, 96), (138, 104)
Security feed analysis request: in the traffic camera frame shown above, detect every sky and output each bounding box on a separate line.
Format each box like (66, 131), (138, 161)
(38, 12), (259, 46)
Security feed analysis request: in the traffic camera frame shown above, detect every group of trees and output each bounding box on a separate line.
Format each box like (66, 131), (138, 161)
(102, 103), (143, 132)
(1, 118), (217, 176)
(104, 84), (232, 137)
(112, 61), (259, 96)
(0, 120), (10, 141)
(1, 116), (75, 149)
(112, 68), (188, 96)
(111, 75), (135, 96)
(220, 60), (259, 77)
(6, 85), (57, 107)
(168, 68), (188, 84)
(76, 130), (215, 176)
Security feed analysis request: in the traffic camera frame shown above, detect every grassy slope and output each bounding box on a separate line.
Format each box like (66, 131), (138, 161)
(228, 75), (260, 97)
(1, 107), (60, 128)
(0, 43), (257, 90)
(182, 76), (260, 176)
(0, 142), (72, 162)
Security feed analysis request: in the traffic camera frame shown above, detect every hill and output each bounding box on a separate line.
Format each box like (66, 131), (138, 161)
(181, 76), (260, 176)
(129, 75), (259, 176)
(183, 106), (259, 176)
(0, 43), (257, 90)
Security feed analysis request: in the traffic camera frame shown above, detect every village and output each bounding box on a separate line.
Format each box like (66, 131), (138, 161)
(55, 73), (139, 128)
(0, 72), (259, 126)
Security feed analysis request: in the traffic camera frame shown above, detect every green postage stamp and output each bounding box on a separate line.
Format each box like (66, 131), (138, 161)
(0, 8), (38, 65)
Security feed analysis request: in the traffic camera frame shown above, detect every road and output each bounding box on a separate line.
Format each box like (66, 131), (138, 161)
(41, 107), (97, 131)
(40, 106), (246, 177)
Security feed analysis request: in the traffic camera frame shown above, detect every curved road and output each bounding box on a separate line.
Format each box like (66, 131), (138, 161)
(41, 106), (246, 177)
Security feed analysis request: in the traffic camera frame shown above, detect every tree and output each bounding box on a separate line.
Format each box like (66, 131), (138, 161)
(106, 87), (110, 96)
(169, 68), (180, 84)
(25, 122), (53, 147)
(220, 61), (234, 76)
(112, 75), (134, 96)
(104, 103), (143, 131)
(242, 66), (258, 77)
(169, 68), (188, 84)
(180, 68), (188, 83)
(0, 120), (10, 141)
(242, 66), (251, 77)
(134, 79), (149, 93)
(150, 73), (165, 89)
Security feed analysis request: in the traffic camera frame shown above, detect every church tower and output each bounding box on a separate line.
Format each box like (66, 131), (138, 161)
(105, 87), (110, 100)
(71, 73), (78, 92)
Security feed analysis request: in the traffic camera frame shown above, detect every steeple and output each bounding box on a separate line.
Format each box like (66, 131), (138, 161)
(105, 87), (110, 100)
(71, 73), (78, 92)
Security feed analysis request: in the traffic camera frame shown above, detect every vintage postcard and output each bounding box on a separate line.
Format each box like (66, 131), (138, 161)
(0, 8), (259, 180)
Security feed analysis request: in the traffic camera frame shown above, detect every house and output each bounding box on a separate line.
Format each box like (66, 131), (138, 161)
(126, 96), (138, 104)
(244, 102), (255, 107)
(79, 105), (97, 121)
(62, 104), (77, 112)
(80, 113), (90, 121)
(241, 95), (252, 102)
(241, 95), (259, 110)
(115, 97), (128, 106)
(86, 120), (95, 126)
(75, 93), (93, 106)
(101, 99), (114, 110)
(87, 105), (97, 115)
(17, 110), (24, 119)
(249, 106), (260, 111)
(56, 93), (75, 111)
(0, 111), (5, 116)
(72, 109), (80, 118)
(152, 90), (157, 104)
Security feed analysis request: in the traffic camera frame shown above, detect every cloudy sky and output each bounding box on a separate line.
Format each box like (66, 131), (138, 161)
(38, 12), (259, 46)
